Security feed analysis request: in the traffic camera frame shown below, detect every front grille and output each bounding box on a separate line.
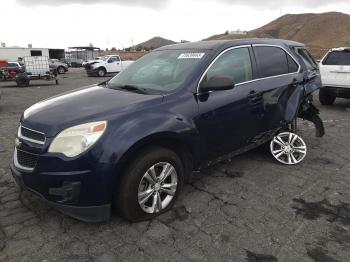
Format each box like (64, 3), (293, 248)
(16, 149), (39, 169)
(20, 125), (46, 143)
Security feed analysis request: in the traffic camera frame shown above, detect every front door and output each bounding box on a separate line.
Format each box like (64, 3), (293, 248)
(195, 47), (264, 161)
(106, 56), (122, 72)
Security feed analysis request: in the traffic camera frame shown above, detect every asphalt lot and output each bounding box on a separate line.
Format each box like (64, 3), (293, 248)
(0, 68), (350, 262)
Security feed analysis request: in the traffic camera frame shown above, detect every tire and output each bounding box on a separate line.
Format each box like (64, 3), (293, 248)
(97, 68), (106, 77)
(57, 66), (65, 74)
(16, 75), (30, 87)
(319, 89), (336, 105)
(114, 146), (184, 222)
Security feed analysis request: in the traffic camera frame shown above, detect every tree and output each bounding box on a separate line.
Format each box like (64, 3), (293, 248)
(111, 47), (117, 51)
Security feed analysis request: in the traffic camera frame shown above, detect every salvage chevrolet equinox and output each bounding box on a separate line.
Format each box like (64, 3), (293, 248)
(11, 39), (324, 222)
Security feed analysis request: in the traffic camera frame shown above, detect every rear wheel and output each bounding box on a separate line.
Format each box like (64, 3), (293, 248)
(319, 89), (336, 105)
(114, 147), (184, 222)
(270, 132), (307, 165)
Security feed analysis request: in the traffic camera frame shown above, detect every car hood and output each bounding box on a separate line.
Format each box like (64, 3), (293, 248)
(22, 85), (163, 137)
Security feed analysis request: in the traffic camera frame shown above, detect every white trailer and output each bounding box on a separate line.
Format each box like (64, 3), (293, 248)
(0, 47), (50, 61)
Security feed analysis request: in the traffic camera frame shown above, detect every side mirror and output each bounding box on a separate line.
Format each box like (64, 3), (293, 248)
(199, 76), (235, 92)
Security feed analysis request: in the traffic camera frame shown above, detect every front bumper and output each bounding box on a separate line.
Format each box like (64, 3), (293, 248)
(10, 162), (111, 222)
(322, 86), (350, 99)
(85, 67), (99, 76)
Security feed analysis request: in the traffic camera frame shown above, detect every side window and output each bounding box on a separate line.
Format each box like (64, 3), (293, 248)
(254, 46), (290, 78)
(323, 51), (350, 66)
(108, 57), (119, 63)
(205, 48), (253, 84)
(287, 55), (299, 73)
(295, 47), (317, 70)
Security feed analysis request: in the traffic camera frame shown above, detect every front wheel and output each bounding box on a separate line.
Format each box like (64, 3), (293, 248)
(97, 68), (106, 77)
(114, 147), (184, 222)
(319, 89), (336, 105)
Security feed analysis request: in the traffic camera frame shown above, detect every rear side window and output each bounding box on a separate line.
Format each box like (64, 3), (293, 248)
(206, 47), (253, 84)
(295, 47), (318, 71)
(254, 46), (293, 78)
(323, 51), (350, 66)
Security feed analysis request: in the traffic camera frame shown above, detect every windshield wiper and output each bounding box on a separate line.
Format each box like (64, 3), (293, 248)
(110, 84), (147, 94)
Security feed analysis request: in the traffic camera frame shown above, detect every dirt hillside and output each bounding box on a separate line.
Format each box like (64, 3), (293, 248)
(207, 12), (350, 58)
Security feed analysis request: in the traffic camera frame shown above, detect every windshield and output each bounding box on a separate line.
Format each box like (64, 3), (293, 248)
(108, 50), (206, 93)
(99, 56), (108, 61)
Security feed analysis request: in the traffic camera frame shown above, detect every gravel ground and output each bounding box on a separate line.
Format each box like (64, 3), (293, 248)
(0, 68), (350, 262)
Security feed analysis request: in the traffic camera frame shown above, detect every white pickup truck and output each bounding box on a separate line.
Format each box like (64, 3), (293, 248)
(85, 55), (134, 77)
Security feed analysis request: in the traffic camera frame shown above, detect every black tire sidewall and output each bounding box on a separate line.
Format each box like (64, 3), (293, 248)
(98, 68), (106, 77)
(16, 76), (29, 87)
(115, 147), (184, 222)
(319, 89), (336, 105)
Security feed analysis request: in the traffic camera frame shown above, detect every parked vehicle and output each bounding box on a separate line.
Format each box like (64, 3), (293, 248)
(10, 39), (324, 222)
(82, 57), (102, 67)
(319, 47), (350, 105)
(85, 55), (134, 77)
(0, 61), (25, 82)
(1, 57), (58, 87)
(8, 61), (24, 71)
(49, 59), (69, 74)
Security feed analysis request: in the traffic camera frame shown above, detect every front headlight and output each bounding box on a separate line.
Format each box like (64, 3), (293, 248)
(48, 121), (107, 157)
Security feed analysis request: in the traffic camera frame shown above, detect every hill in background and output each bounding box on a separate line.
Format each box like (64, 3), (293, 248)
(134, 37), (177, 51)
(206, 12), (350, 58)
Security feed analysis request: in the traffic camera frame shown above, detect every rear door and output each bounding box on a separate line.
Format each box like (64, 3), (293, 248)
(320, 49), (350, 88)
(252, 45), (302, 131)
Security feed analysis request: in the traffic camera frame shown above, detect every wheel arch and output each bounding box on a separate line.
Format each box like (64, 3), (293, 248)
(113, 132), (197, 185)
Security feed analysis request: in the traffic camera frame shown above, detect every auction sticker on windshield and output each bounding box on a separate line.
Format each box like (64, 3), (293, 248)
(178, 53), (205, 59)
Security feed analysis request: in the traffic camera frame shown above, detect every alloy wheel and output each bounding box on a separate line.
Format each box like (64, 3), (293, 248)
(270, 132), (307, 165)
(138, 162), (178, 214)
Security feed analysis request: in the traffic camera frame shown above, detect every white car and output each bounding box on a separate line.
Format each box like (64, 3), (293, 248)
(82, 57), (103, 67)
(319, 47), (350, 105)
(85, 55), (134, 77)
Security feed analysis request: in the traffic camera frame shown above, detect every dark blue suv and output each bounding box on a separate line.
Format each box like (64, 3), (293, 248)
(10, 39), (324, 222)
